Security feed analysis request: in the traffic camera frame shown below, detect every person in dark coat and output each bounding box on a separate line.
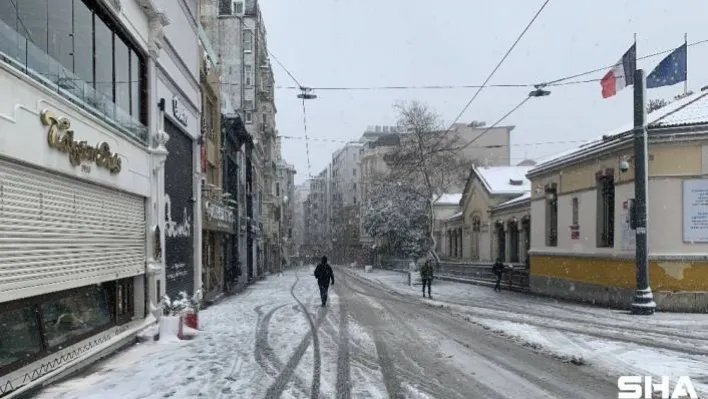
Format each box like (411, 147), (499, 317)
(420, 259), (434, 298)
(314, 256), (335, 306)
(492, 258), (505, 292)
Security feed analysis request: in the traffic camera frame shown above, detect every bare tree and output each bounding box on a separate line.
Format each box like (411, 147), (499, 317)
(382, 101), (472, 264)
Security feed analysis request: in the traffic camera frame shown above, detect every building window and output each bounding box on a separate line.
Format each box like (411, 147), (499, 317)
(244, 99), (253, 110)
(276, 183), (280, 197)
(545, 187), (558, 247)
(352, 169), (356, 177)
(245, 65), (253, 86)
(233, 1), (244, 13)
(115, 278), (134, 324)
(0, 306), (43, 369)
(597, 175), (615, 248)
(245, 111), (253, 123)
(0, 0), (148, 139)
(41, 286), (112, 348)
(572, 197), (579, 226)
(243, 30), (253, 52)
(219, 0), (232, 14)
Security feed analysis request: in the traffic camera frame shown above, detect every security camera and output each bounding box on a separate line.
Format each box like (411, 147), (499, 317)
(619, 160), (630, 173)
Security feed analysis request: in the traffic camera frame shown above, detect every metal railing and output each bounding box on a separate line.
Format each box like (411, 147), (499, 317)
(378, 256), (530, 292)
(0, 20), (148, 143)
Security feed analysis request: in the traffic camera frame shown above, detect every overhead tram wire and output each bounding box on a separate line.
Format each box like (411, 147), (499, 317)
(442, 0), (551, 136)
(271, 37), (708, 92)
(267, 49), (314, 178)
(450, 37), (708, 155)
(278, 134), (596, 148)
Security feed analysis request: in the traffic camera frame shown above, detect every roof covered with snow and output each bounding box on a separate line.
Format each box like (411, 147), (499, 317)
(443, 211), (463, 221)
(493, 192), (531, 211)
(651, 91), (708, 127)
(474, 166), (532, 195)
(530, 90), (708, 175)
(435, 193), (463, 205)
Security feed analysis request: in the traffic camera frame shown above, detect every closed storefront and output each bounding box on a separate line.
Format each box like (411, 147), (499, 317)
(164, 118), (195, 299)
(0, 159), (145, 303)
(202, 199), (234, 301)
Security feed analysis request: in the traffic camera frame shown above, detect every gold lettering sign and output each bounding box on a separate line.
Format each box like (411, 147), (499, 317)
(40, 109), (122, 174)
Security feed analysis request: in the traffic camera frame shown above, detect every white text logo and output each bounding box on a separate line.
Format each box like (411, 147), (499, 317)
(618, 376), (698, 399)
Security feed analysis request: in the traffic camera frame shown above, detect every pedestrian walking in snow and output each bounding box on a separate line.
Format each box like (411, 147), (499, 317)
(493, 258), (505, 292)
(420, 259), (434, 298)
(314, 256), (335, 306)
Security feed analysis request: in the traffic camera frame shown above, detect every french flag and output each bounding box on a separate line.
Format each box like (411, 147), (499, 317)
(600, 43), (636, 98)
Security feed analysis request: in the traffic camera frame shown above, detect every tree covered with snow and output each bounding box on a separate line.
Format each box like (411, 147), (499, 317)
(362, 182), (432, 259)
(380, 101), (472, 263)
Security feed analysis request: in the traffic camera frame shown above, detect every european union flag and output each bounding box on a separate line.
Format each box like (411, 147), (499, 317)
(646, 43), (687, 89)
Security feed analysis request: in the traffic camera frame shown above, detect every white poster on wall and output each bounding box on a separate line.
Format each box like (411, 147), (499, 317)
(620, 212), (635, 252)
(683, 179), (708, 243)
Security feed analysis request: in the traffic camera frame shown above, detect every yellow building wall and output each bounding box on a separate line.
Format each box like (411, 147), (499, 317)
(528, 141), (708, 294)
(531, 255), (708, 292)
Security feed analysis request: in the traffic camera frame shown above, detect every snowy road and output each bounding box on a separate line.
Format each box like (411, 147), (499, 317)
(36, 266), (630, 399)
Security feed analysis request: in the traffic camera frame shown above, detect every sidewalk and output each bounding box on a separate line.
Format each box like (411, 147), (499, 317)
(33, 269), (329, 399)
(345, 267), (708, 395)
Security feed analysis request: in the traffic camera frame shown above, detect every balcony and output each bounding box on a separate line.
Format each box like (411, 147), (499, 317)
(0, 20), (148, 143)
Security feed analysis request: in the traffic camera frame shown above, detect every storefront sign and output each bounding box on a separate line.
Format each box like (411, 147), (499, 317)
(204, 200), (235, 233)
(172, 96), (188, 127)
(40, 110), (122, 174)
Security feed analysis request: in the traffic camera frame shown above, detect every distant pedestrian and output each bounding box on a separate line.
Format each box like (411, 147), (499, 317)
(314, 256), (335, 306)
(420, 259), (434, 298)
(493, 258), (505, 292)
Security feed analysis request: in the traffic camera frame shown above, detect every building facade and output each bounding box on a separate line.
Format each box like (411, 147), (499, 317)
(276, 159), (297, 267)
(292, 183), (311, 257)
(442, 165), (531, 262)
(156, 0), (203, 300)
(0, 0), (172, 395)
(527, 91), (708, 312)
(201, 0), (278, 280)
(302, 166), (332, 260)
(331, 142), (363, 264)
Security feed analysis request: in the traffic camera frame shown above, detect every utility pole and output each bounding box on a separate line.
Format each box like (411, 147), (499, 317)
(631, 68), (656, 315)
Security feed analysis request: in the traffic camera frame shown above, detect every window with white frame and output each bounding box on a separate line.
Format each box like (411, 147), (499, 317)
(233, 1), (244, 13)
(245, 65), (253, 86)
(245, 111), (253, 123)
(243, 30), (253, 52)
(244, 100), (253, 110)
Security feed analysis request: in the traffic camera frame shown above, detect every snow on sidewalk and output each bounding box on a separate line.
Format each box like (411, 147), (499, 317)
(34, 269), (337, 399)
(346, 267), (708, 396)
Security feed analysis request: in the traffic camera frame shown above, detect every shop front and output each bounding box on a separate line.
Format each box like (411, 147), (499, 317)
(163, 118), (196, 300)
(202, 198), (235, 302)
(0, 93), (151, 396)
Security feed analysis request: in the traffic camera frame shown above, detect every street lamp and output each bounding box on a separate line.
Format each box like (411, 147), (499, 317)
(529, 84), (551, 97)
(297, 87), (317, 100)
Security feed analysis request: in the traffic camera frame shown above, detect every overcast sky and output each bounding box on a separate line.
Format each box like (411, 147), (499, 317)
(259, 0), (708, 185)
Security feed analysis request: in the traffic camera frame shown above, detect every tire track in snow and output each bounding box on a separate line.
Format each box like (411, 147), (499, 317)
(265, 270), (326, 399)
(340, 269), (708, 354)
(339, 273), (404, 399)
(334, 287), (351, 399)
(254, 305), (286, 377)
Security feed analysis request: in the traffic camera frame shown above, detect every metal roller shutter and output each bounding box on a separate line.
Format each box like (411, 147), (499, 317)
(0, 158), (146, 302)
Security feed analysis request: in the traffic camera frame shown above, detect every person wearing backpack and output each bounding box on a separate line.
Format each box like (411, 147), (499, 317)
(314, 256), (335, 306)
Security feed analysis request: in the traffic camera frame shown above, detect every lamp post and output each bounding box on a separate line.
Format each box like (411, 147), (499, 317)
(630, 69), (655, 315)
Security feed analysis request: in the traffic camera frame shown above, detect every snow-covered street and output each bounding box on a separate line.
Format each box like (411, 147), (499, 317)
(34, 266), (707, 399)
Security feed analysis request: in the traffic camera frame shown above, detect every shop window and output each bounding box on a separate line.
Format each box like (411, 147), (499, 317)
(115, 278), (134, 324)
(597, 175), (615, 248)
(0, 306), (43, 369)
(41, 285), (112, 349)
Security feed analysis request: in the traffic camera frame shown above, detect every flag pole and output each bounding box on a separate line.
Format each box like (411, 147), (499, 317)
(684, 33), (688, 95)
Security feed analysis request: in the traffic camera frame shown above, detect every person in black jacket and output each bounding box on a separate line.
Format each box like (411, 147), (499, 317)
(314, 256), (335, 306)
(492, 258), (505, 292)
